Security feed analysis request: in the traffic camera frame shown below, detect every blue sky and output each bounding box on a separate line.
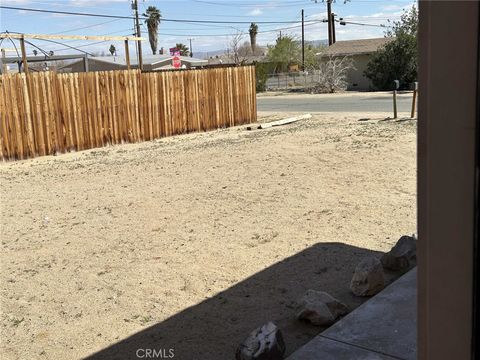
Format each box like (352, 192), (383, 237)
(0, 0), (416, 57)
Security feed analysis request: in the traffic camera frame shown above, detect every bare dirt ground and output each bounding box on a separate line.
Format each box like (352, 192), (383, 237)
(0, 111), (416, 360)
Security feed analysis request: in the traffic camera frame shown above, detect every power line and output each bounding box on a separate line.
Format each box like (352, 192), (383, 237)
(154, 20), (324, 37)
(5, 34), (96, 56)
(191, 0), (313, 8)
(0, 6), (134, 20)
(49, 19), (125, 35)
(23, 39), (50, 57)
(336, 19), (389, 28)
(0, 5), (322, 25)
(3, 33), (21, 59)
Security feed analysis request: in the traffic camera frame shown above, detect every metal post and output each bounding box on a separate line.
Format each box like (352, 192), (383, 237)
(411, 82), (418, 118)
(301, 9), (305, 71)
(393, 90), (398, 119)
(19, 36), (29, 74)
(124, 40), (131, 70)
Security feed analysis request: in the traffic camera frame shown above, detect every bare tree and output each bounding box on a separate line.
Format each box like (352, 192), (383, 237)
(309, 55), (355, 93)
(229, 31), (246, 65)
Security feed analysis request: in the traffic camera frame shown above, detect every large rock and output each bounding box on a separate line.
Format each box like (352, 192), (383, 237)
(296, 290), (349, 326)
(350, 257), (385, 296)
(381, 235), (417, 271)
(235, 322), (286, 360)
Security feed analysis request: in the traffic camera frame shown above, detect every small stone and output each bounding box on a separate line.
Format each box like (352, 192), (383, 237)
(350, 257), (385, 296)
(235, 322), (285, 360)
(296, 290), (349, 326)
(381, 235), (417, 271)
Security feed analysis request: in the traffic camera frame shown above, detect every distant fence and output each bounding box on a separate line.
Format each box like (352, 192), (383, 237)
(0, 66), (256, 160)
(265, 72), (320, 90)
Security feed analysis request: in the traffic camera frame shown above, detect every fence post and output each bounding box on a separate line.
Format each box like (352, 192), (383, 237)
(411, 81), (418, 118)
(124, 40), (131, 70)
(393, 80), (399, 119)
(393, 90), (398, 119)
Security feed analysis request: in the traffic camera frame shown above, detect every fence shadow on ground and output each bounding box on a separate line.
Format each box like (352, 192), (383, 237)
(85, 242), (400, 360)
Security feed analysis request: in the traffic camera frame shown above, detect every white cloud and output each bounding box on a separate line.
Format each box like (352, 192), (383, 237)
(0, 0), (34, 4)
(67, 0), (128, 7)
(247, 8), (263, 16)
(380, 3), (411, 12)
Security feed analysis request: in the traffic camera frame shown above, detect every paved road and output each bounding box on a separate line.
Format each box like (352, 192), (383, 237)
(257, 92), (413, 113)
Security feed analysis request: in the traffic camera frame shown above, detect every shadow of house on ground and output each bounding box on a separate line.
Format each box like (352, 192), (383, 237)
(86, 243), (400, 360)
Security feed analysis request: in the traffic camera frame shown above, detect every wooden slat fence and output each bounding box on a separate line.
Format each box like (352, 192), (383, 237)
(0, 66), (257, 160)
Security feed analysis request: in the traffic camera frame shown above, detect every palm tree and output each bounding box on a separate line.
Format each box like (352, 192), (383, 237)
(175, 43), (190, 56)
(249, 23), (258, 54)
(33, 49), (38, 56)
(143, 6), (162, 55)
(109, 44), (116, 56)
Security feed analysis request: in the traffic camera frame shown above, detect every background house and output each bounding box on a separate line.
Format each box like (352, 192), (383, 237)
(59, 54), (208, 73)
(318, 37), (393, 91)
(206, 45), (267, 66)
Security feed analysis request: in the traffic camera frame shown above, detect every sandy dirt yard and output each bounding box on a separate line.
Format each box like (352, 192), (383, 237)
(0, 111), (416, 360)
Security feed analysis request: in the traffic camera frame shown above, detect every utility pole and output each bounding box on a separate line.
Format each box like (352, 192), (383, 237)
(0, 48), (6, 74)
(132, 0), (143, 70)
(188, 38), (193, 58)
(327, 0), (333, 46)
(331, 12), (336, 43)
(301, 9), (305, 71)
(19, 36), (29, 74)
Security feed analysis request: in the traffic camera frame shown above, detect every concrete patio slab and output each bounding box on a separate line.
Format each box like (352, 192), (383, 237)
(286, 336), (400, 360)
(288, 268), (417, 360)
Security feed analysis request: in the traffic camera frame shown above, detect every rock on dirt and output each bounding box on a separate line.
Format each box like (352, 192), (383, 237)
(350, 257), (385, 296)
(296, 290), (349, 326)
(235, 322), (286, 360)
(381, 235), (417, 271)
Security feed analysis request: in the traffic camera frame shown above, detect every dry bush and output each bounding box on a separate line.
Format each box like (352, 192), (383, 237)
(309, 55), (355, 93)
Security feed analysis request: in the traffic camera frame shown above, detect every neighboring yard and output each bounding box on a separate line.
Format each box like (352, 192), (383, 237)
(0, 111), (416, 359)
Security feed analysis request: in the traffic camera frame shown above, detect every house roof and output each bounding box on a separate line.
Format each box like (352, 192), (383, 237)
(207, 54), (267, 65)
(61, 54), (207, 70)
(318, 37), (394, 57)
(91, 54), (207, 67)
